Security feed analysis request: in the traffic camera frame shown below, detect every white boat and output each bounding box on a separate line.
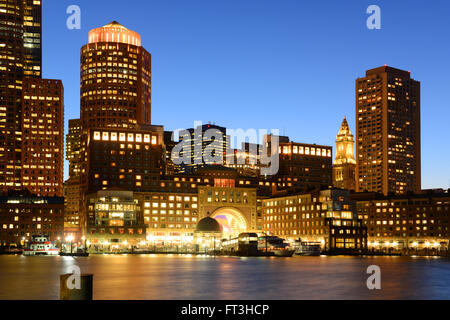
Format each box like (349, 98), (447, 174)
(23, 235), (59, 256)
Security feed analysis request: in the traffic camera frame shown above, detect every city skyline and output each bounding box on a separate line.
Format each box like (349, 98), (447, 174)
(2, 1), (450, 303)
(42, 1), (450, 189)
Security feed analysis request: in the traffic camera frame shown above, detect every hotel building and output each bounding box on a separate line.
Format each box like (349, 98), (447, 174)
(80, 126), (164, 195)
(21, 78), (64, 196)
(85, 190), (146, 251)
(356, 66), (421, 195)
(80, 21), (151, 129)
(352, 190), (450, 252)
(83, 166), (260, 250)
(0, 194), (64, 247)
(262, 189), (367, 252)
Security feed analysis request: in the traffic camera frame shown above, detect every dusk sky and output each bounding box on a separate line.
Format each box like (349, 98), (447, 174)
(42, 0), (450, 189)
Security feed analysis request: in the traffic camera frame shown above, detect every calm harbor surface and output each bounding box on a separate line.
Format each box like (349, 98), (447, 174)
(0, 255), (450, 300)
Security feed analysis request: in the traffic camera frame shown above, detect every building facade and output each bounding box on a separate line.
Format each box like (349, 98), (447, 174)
(21, 78), (64, 196)
(0, 0), (63, 196)
(85, 190), (146, 252)
(80, 21), (151, 129)
(275, 139), (332, 191)
(356, 66), (421, 195)
(262, 189), (367, 252)
(0, 194), (64, 247)
(23, 0), (42, 78)
(0, 0), (27, 192)
(333, 117), (356, 191)
(352, 190), (450, 252)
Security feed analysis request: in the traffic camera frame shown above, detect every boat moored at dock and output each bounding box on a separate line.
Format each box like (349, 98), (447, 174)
(23, 235), (59, 256)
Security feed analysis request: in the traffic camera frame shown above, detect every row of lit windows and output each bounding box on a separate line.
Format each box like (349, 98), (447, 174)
(93, 131), (158, 144)
(279, 145), (331, 157)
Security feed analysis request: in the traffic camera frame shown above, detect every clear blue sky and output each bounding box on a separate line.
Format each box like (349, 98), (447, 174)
(42, 0), (450, 189)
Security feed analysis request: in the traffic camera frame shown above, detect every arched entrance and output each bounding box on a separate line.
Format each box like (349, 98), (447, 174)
(210, 207), (248, 238)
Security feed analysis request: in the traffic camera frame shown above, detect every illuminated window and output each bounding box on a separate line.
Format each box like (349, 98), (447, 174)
(94, 131), (101, 140)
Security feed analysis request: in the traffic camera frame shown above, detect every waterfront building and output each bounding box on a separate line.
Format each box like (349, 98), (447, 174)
(82, 165), (261, 250)
(84, 190), (146, 252)
(356, 66), (421, 195)
(262, 188), (367, 252)
(0, 193), (64, 247)
(333, 117), (356, 191)
(80, 21), (151, 129)
(351, 190), (450, 253)
(64, 119), (82, 229)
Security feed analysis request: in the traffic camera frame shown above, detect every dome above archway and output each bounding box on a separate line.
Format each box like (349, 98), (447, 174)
(195, 217), (222, 232)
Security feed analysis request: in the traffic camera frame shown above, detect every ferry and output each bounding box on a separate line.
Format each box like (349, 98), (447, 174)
(259, 236), (295, 257)
(23, 235), (59, 256)
(293, 240), (322, 256)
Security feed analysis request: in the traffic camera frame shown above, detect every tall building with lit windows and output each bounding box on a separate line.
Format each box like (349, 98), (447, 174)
(0, 0), (26, 192)
(356, 66), (421, 195)
(66, 119), (82, 178)
(333, 117), (356, 191)
(0, 0), (46, 194)
(80, 21), (151, 129)
(21, 78), (64, 196)
(23, 0), (42, 78)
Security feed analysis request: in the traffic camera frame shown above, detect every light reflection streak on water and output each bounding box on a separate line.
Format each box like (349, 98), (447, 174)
(0, 255), (449, 300)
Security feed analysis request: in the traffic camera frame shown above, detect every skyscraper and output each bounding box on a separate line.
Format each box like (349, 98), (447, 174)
(80, 21), (151, 129)
(21, 78), (64, 196)
(23, 0), (42, 78)
(333, 117), (356, 191)
(0, 0), (63, 196)
(0, 0), (26, 191)
(355, 66), (421, 195)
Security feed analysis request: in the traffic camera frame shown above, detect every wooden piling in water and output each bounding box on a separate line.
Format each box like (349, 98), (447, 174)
(60, 273), (93, 300)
